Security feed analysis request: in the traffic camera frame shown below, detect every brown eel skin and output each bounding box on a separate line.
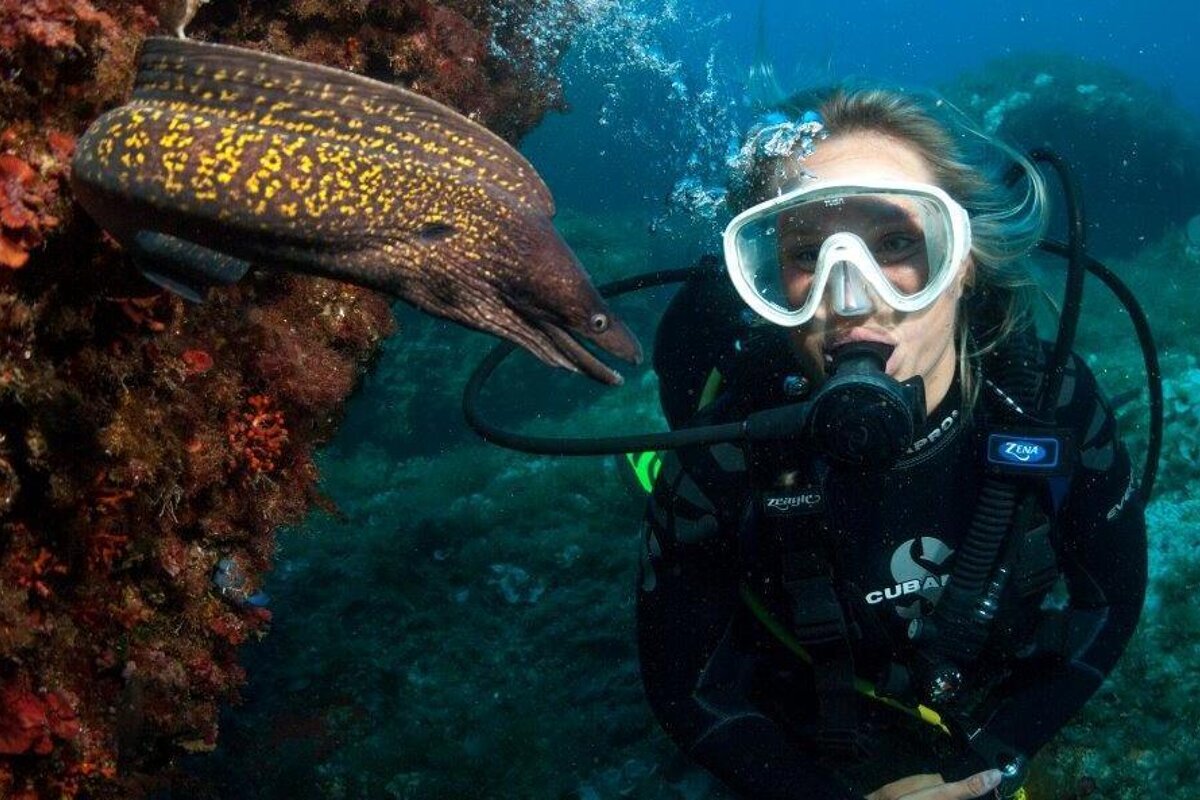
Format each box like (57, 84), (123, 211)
(71, 36), (642, 385)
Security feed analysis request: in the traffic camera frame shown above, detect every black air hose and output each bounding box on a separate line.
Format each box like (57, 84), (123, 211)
(925, 328), (1042, 665)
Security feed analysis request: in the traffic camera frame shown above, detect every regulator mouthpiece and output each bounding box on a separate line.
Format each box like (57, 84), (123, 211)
(808, 342), (926, 467)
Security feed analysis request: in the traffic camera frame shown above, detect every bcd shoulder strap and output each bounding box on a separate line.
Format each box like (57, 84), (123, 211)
(751, 458), (872, 757)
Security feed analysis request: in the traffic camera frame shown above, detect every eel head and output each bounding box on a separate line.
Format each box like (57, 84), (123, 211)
(410, 213), (643, 386)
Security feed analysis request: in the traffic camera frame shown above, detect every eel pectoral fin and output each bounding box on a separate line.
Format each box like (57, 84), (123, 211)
(131, 230), (251, 303)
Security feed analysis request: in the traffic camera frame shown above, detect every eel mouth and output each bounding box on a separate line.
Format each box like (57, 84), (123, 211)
(537, 320), (628, 386)
(469, 299), (639, 386)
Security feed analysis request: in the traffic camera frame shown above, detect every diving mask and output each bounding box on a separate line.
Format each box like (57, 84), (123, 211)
(723, 178), (972, 327)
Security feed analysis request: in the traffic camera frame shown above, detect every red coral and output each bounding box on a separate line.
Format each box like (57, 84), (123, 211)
(425, 4), (481, 60)
(0, 154), (46, 270)
(226, 394), (290, 477)
(92, 482), (134, 514)
(206, 609), (249, 645)
(105, 293), (176, 334)
(181, 348), (214, 375)
(0, 683), (80, 755)
(0, 0), (117, 54)
(45, 130), (76, 163)
(406, 6), (489, 112)
(0, 0), (108, 267)
(86, 527), (131, 574)
(9, 546), (68, 600)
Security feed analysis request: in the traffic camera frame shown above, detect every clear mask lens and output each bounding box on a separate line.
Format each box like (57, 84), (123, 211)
(731, 190), (958, 319)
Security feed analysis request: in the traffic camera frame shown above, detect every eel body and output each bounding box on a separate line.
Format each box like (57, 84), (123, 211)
(71, 37), (641, 384)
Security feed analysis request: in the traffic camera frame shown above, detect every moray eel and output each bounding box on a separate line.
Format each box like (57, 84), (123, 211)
(71, 37), (641, 385)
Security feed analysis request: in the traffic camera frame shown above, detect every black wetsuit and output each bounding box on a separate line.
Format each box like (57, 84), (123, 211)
(636, 343), (1147, 799)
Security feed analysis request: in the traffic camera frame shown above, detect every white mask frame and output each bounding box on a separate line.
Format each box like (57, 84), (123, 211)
(723, 178), (973, 327)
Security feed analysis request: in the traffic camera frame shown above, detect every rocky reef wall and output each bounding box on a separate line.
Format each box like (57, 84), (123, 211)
(0, 1), (572, 797)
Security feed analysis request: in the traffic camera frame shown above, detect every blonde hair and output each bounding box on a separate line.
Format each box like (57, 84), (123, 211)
(731, 88), (1050, 408)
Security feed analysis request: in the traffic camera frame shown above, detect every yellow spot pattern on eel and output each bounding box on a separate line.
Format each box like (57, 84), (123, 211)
(124, 63), (539, 198)
(70, 36), (567, 317)
(89, 98), (516, 238)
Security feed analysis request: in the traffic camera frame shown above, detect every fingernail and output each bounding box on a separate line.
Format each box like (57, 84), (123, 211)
(983, 769), (1003, 789)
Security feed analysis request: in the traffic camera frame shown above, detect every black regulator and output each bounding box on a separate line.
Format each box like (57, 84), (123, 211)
(807, 342), (926, 467)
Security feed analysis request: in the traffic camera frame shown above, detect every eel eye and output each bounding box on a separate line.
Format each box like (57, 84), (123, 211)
(589, 313), (609, 333)
(418, 221), (456, 242)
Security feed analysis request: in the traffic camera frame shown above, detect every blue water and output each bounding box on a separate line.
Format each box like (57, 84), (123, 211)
(525, 0), (1199, 227)
(756, 0), (1195, 107)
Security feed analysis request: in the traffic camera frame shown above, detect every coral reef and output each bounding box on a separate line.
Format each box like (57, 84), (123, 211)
(0, 0), (574, 797)
(1140, 355), (1200, 497)
(1029, 494), (1200, 800)
(944, 53), (1200, 258)
(186, 0), (570, 144)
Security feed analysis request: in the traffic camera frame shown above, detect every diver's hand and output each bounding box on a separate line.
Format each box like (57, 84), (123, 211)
(865, 769), (1002, 800)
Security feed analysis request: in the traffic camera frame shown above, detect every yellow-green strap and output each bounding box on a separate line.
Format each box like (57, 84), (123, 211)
(698, 367), (724, 410)
(625, 450), (664, 494)
(739, 582), (950, 735)
(623, 369), (725, 495)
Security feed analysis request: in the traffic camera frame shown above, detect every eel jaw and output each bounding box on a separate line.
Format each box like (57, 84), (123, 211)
(413, 289), (635, 385)
(535, 320), (626, 386)
(433, 298), (628, 386)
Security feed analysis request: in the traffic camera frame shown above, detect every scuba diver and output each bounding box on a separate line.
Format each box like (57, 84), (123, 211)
(462, 82), (1160, 799)
(632, 88), (1149, 799)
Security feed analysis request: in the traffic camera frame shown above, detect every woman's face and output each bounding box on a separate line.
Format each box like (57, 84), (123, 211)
(777, 131), (970, 413)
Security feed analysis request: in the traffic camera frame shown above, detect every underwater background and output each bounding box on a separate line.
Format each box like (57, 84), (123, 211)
(180, 2), (1200, 798)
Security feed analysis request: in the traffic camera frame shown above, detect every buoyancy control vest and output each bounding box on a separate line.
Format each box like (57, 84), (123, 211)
(653, 268), (1073, 768)
(736, 373), (1068, 755)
